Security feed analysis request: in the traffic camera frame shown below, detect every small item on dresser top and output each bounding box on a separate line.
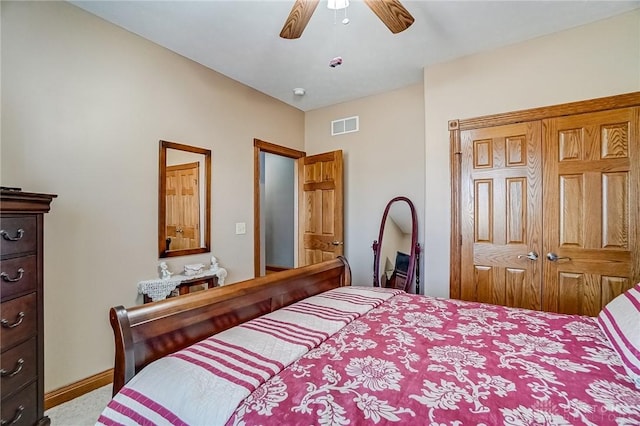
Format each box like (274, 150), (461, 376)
(184, 263), (205, 276)
(210, 256), (219, 271)
(209, 256), (227, 285)
(214, 267), (227, 285)
(159, 261), (172, 280)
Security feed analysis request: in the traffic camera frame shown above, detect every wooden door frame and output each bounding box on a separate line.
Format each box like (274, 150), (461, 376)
(254, 139), (306, 277)
(449, 91), (640, 299)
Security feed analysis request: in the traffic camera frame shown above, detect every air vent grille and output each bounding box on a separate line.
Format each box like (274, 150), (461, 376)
(331, 116), (359, 136)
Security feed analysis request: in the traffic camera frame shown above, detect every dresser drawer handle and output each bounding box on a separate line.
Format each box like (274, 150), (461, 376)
(0, 312), (25, 329)
(0, 359), (24, 378)
(0, 229), (24, 242)
(0, 405), (24, 426)
(0, 268), (24, 283)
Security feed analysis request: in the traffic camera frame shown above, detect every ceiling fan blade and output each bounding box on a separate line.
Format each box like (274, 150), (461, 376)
(280, 0), (320, 39)
(364, 0), (414, 34)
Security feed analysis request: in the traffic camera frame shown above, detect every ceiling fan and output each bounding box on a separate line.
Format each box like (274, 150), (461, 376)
(280, 0), (415, 39)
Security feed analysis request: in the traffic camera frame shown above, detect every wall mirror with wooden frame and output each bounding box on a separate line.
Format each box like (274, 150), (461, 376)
(372, 196), (420, 293)
(158, 140), (211, 258)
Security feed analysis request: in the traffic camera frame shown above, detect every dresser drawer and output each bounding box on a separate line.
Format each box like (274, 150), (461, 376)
(0, 294), (37, 351)
(0, 382), (37, 426)
(0, 217), (37, 257)
(0, 256), (37, 302)
(1, 338), (37, 398)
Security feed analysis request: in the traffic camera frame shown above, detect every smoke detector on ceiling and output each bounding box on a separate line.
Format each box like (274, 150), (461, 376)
(293, 88), (306, 96)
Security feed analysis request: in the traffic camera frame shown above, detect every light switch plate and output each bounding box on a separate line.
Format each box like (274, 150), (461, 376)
(235, 222), (246, 235)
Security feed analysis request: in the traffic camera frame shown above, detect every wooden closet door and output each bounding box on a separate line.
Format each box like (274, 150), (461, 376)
(460, 122), (543, 309)
(543, 107), (640, 315)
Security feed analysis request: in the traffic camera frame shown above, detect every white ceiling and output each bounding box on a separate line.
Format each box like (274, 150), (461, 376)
(71, 0), (640, 112)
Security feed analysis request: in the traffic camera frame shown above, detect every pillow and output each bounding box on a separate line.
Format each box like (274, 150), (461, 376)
(597, 283), (640, 389)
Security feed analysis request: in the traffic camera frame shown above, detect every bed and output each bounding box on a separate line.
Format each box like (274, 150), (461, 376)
(99, 258), (640, 425)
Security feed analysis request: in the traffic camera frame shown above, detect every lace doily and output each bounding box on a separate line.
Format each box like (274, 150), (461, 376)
(138, 268), (228, 302)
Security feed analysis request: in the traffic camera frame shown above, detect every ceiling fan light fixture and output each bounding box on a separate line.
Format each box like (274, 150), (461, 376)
(327, 0), (349, 10)
(280, 0), (413, 39)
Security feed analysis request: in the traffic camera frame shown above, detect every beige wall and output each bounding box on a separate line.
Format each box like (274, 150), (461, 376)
(305, 84), (426, 288)
(1, 1), (304, 391)
(423, 10), (640, 298)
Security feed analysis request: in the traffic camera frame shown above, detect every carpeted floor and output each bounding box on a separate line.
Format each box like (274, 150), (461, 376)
(45, 384), (111, 425)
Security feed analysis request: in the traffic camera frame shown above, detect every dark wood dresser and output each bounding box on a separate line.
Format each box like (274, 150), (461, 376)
(1, 190), (56, 426)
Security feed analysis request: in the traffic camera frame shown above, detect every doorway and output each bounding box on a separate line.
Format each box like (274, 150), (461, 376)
(254, 139), (345, 277)
(264, 152), (295, 273)
(254, 139), (305, 277)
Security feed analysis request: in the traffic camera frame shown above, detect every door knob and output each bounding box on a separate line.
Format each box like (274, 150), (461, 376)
(332, 241), (344, 246)
(546, 252), (571, 262)
(517, 251), (539, 261)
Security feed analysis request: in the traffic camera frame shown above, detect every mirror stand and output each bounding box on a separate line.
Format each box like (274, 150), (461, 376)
(372, 196), (420, 293)
(373, 241), (420, 293)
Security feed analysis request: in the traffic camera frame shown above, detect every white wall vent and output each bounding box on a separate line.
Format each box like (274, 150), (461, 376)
(331, 116), (359, 136)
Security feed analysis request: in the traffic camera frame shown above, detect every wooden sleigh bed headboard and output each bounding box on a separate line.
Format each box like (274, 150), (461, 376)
(109, 257), (352, 395)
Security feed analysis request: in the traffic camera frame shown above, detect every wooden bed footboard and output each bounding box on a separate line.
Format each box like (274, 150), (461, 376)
(109, 257), (352, 395)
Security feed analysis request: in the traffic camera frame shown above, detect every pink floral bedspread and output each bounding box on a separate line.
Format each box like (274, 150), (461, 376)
(228, 293), (640, 425)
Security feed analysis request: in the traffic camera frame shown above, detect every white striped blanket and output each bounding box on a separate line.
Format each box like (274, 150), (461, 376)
(97, 286), (401, 426)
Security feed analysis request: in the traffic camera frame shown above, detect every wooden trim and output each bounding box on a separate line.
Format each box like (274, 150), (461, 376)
(254, 143), (261, 277)
(449, 121), (462, 300)
(254, 139), (306, 158)
(253, 139), (306, 277)
(44, 369), (113, 410)
(297, 152), (304, 267)
(158, 140), (167, 256)
(265, 265), (291, 272)
(448, 91), (640, 298)
(457, 91), (640, 131)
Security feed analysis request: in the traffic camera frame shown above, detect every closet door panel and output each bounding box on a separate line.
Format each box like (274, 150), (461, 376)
(601, 276), (633, 306)
(542, 107), (639, 315)
(460, 122), (543, 309)
(554, 272), (604, 316)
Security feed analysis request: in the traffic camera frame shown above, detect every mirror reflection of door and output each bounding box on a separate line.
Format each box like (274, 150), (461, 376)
(166, 162), (200, 251)
(166, 149), (205, 252)
(262, 152), (295, 274)
(379, 202), (413, 288)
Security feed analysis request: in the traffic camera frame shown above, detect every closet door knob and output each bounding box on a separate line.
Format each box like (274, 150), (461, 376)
(546, 252), (571, 262)
(517, 251), (538, 261)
